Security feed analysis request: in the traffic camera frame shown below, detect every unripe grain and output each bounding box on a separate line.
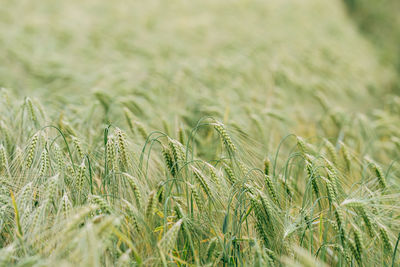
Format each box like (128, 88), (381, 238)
(72, 136), (84, 160)
(124, 173), (142, 208)
(90, 194), (111, 214)
(158, 219), (183, 252)
(145, 191), (156, 218)
(26, 133), (39, 169)
(264, 175), (278, 204)
(379, 227), (392, 254)
(115, 128), (128, 166)
(214, 123), (237, 153)
(38, 149), (49, 177)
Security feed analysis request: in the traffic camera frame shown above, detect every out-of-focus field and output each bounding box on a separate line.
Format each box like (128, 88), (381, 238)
(344, 0), (400, 76)
(0, 0), (400, 266)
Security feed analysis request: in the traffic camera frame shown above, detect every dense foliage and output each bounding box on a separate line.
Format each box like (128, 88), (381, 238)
(1, 0), (400, 266)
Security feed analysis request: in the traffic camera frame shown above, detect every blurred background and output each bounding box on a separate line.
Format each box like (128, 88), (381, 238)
(0, 0), (399, 140)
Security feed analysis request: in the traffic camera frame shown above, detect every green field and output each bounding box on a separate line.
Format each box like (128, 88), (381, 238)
(1, 0), (400, 266)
